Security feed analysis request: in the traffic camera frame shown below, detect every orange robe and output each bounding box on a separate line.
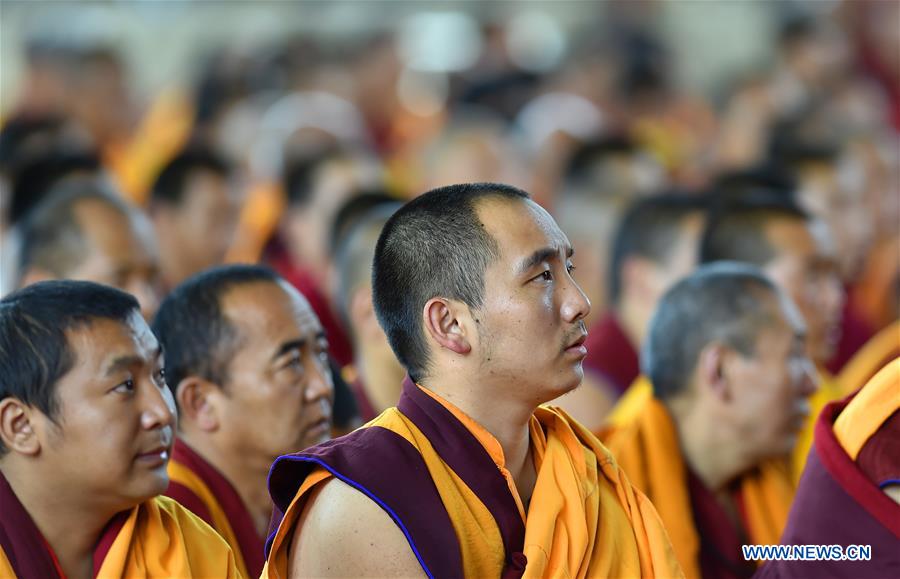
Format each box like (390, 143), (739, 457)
(263, 378), (683, 578)
(602, 392), (795, 578)
(837, 320), (900, 396)
(0, 471), (239, 578)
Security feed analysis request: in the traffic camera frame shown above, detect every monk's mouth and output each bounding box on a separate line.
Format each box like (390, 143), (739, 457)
(135, 447), (169, 466)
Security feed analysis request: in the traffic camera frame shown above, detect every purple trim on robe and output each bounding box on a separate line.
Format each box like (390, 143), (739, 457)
(754, 397), (900, 578)
(266, 424), (463, 578)
(166, 439), (266, 577)
(0, 470), (63, 578)
(398, 377), (528, 578)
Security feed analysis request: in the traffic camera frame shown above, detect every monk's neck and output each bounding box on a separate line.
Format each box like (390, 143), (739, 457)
(355, 346), (405, 412)
(180, 432), (272, 538)
(424, 377), (536, 503)
(3, 466), (114, 579)
(670, 402), (752, 492)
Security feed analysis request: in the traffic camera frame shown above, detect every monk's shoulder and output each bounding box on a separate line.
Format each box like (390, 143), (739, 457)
(289, 477), (425, 578)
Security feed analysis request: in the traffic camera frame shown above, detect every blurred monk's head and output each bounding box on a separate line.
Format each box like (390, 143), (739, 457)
(0, 281), (174, 511)
(372, 183), (591, 405)
(149, 146), (238, 288)
(153, 265), (333, 465)
(644, 263), (817, 466)
(700, 197), (844, 364)
(608, 193), (708, 343)
(18, 178), (161, 320)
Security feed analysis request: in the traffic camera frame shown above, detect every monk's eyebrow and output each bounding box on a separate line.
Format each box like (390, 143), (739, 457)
(270, 331), (328, 362)
(105, 346), (162, 377)
(515, 245), (574, 276)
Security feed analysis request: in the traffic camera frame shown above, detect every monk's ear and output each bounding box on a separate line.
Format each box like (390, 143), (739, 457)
(0, 398), (41, 456)
(175, 377), (221, 432)
(422, 297), (472, 356)
(698, 343), (732, 402)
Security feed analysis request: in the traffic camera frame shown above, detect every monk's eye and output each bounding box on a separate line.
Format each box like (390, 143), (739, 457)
(283, 352), (304, 374)
(113, 379), (136, 395)
(536, 270), (553, 282)
(566, 262), (576, 274)
(153, 368), (167, 388)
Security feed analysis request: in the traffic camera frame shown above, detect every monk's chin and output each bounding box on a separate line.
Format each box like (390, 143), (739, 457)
(542, 371), (583, 402)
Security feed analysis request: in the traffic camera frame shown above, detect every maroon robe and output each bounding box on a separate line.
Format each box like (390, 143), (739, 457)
(687, 470), (758, 579)
(582, 311), (640, 396)
(0, 471), (126, 578)
(754, 397), (900, 578)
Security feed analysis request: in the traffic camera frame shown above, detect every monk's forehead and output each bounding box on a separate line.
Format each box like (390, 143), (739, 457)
(66, 313), (158, 374)
(221, 279), (321, 337)
(476, 197), (570, 255)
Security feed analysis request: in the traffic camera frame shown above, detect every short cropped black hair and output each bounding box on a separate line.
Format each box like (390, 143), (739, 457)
(18, 179), (133, 281)
(150, 146), (232, 206)
(608, 193), (709, 305)
(563, 134), (636, 187)
(0, 280), (139, 455)
(152, 264), (281, 404)
(372, 182), (529, 381)
(643, 262), (780, 400)
(283, 145), (347, 209)
(700, 196), (811, 267)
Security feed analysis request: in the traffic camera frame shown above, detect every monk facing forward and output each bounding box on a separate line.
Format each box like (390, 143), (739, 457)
(604, 263), (817, 578)
(263, 183), (682, 578)
(0, 281), (237, 578)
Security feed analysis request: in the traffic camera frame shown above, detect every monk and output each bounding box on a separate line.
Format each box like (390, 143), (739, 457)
(0, 280), (237, 578)
(148, 146), (239, 290)
(263, 183), (682, 577)
(153, 264), (333, 578)
(554, 193), (708, 431)
(755, 358), (900, 577)
(17, 177), (162, 320)
(603, 263), (817, 578)
(334, 201), (406, 419)
(699, 196), (846, 479)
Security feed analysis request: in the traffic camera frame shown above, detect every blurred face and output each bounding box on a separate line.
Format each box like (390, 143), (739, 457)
(71, 200), (162, 320)
(37, 313), (175, 510)
(217, 281), (333, 459)
(649, 213), (704, 301)
(168, 170), (238, 278)
(798, 157), (873, 280)
(726, 296), (816, 460)
(471, 198), (591, 404)
(763, 217), (844, 364)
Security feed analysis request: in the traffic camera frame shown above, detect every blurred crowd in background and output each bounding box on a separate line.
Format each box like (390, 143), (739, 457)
(0, 0), (897, 428)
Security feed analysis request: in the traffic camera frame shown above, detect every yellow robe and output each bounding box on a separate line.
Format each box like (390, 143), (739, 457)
(0, 495), (240, 578)
(603, 394), (794, 579)
(837, 320), (900, 399)
(263, 383), (683, 578)
(833, 357), (900, 460)
(791, 369), (848, 483)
